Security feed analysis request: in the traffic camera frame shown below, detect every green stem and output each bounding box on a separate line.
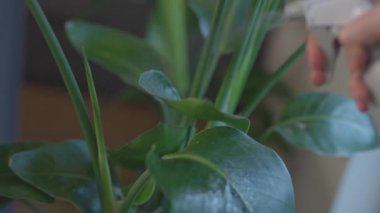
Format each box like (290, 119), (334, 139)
(84, 54), (114, 212)
(214, 0), (284, 115)
(260, 126), (276, 143)
(156, 0), (189, 96)
(118, 170), (151, 213)
(25, 0), (116, 212)
(240, 43), (306, 117)
(25, 0), (98, 168)
(189, 0), (239, 98)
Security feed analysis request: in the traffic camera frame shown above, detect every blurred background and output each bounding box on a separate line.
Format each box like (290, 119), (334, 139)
(1, 0), (366, 212)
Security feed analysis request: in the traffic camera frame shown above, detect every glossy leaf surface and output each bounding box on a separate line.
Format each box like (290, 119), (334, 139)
(66, 20), (167, 88)
(139, 70), (181, 100)
(0, 143), (53, 202)
(148, 127), (294, 212)
(9, 141), (101, 213)
(273, 92), (379, 156)
(139, 70), (250, 131)
(111, 124), (187, 170)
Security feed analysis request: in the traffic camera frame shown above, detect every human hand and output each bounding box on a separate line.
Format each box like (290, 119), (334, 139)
(307, 4), (380, 112)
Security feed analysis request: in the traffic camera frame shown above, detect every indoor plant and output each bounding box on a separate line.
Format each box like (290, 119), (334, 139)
(0, 0), (378, 212)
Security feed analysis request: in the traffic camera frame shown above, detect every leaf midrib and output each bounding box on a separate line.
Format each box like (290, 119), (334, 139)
(163, 153), (254, 212)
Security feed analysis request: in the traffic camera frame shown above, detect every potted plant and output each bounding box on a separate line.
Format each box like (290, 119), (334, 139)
(0, 0), (377, 212)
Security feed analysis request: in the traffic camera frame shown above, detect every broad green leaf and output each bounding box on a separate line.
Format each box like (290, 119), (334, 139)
(139, 70), (181, 100)
(272, 92), (379, 156)
(110, 124), (187, 170)
(189, 0), (252, 53)
(135, 66), (182, 124)
(0, 143), (53, 202)
(139, 70), (250, 131)
(9, 141), (101, 213)
(65, 20), (167, 88)
(84, 54), (114, 212)
(147, 127), (294, 212)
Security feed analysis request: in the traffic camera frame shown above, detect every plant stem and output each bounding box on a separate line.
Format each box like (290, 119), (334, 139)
(118, 170), (151, 213)
(189, 0), (239, 98)
(214, 0), (284, 115)
(259, 125), (277, 143)
(25, 0), (98, 163)
(241, 43), (305, 117)
(84, 54), (114, 212)
(25, 0), (115, 211)
(156, 0), (189, 96)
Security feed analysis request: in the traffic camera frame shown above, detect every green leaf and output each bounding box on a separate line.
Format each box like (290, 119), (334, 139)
(0, 143), (53, 202)
(110, 124), (188, 170)
(84, 54), (114, 212)
(26, 0), (99, 171)
(133, 177), (156, 206)
(169, 98), (250, 131)
(139, 70), (250, 131)
(240, 69), (292, 105)
(147, 127), (294, 212)
(188, 0), (215, 37)
(0, 197), (11, 210)
(189, 0), (252, 53)
(147, 0), (189, 95)
(240, 43), (305, 116)
(139, 70), (181, 100)
(271, 92), (379, 156)
(65, 20), (167, 88)
(214, 0), (285, 114)
(146, 12), (169, 62)
(119, 171), (156, 212)
(189, 0), (240, 98)
(9, 141), (101, 213)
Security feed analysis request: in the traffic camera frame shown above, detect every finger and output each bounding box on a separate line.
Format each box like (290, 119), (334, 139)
(307, 34), (326, 86)
(345, 45), (371, 111)
(349, 76), (371, 111)
(339, 5), (380, 47)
